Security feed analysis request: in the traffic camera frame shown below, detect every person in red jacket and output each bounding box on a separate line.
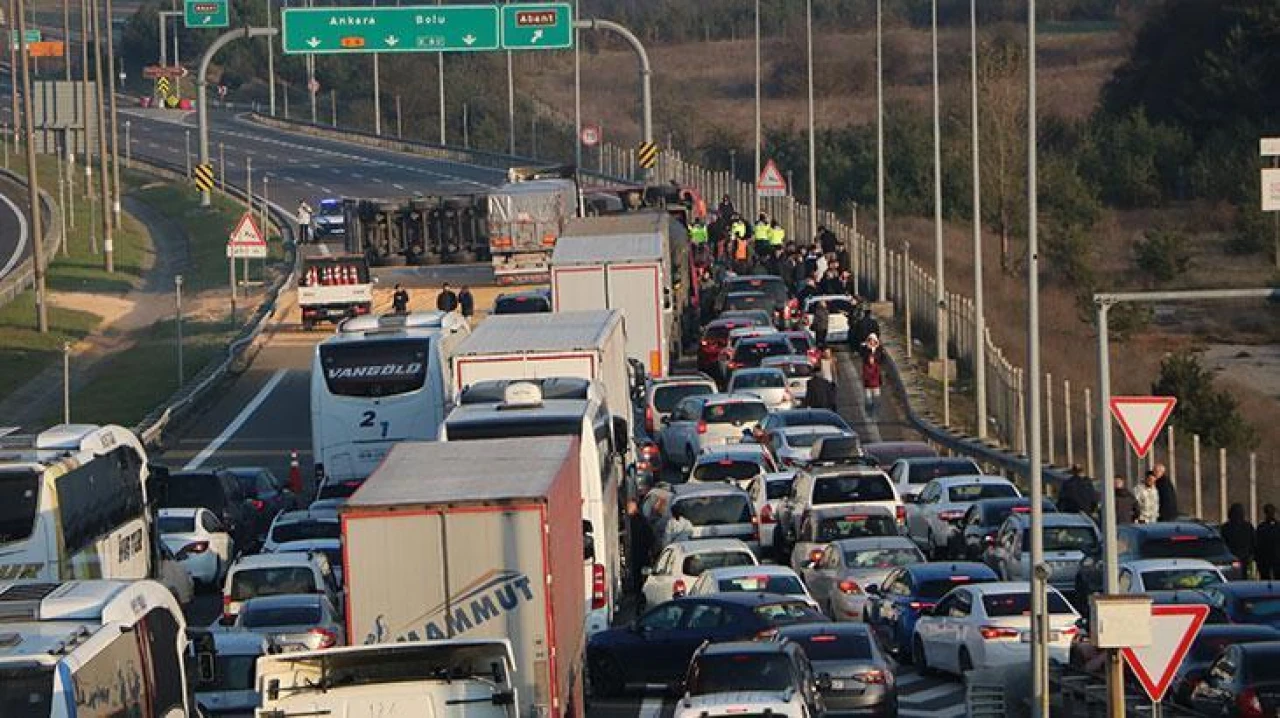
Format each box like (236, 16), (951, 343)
(860, 333), (885, 417)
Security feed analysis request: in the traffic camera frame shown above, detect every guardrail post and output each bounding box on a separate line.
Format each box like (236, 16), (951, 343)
(1193, 434), (1203, 518)
(1063, 378), (1073, 468)
(1045, 372), (1055, 465)
(1084, 387), (1094, 479)
(1219, 447), (1228, 522)
(1250, 452), (1258, 528)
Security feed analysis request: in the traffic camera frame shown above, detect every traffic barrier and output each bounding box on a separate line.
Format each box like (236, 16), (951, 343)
(287, 449), (302, 494)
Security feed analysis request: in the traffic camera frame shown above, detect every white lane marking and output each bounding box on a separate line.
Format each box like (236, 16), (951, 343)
(899, 682), (961, 704)
(638, 695), (664, 718)
(901, 704), (965, 718)
(321, 187), (333, 194)
(392, 183), (405, 190)
(0, 190), (29, 278)
(182, 369), (288, 471)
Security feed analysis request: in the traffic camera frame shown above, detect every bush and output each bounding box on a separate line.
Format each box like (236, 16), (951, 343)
(1227, 205), (1273, 256)
(1132, 228), (1192, 283)
(1151, 351), (1259, 451)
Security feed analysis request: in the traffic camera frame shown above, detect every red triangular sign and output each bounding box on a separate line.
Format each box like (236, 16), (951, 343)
(757, 159), (787, 196)
(1109, 396), (1176, 459)
(228, 212), (266, 246)
(1121, 604), (1208, 703)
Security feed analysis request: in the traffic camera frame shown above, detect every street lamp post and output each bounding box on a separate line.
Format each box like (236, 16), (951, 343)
(754, 0), (761, 218)
(62, 342), (70, 422)
(875, 0), (886, 302)
(930, 0), (950, 426)
(970, 0), (987, 439)
(175, 274), (184, 385)
(805, 0), (818, 242)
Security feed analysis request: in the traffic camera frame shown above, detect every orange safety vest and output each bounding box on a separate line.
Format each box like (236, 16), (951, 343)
(733, 237), (749, 261)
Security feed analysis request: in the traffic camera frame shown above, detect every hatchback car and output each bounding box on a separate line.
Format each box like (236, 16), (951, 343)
(777, 468), (903, 553)
(644, 374), (719, 435)
(1200, 582), (1280, 629)
(989, 512), (1099, 590)
(220, 551), (342, 626)
(232, 593), (346, 651)
(1118, 558), (1226, 593)
(888, 456), (983, 503)
(724, 335), (797, 379)
(959, 497), (1058, 562)
(864, 562), (1000, 659)
(688, 565), (819, 610)
(755, 408), (854, 440)
(728, 367), (795, 411)
(803, 536), (926, 623)
(722, 290), (773, 317)
(720, 275), (790, 323)
(642, 539), (759, 608)
(678, 640), (825, 718)
(656, 483), (762, 553)
(263, 508), (340, 553)
(157, 507), (235, 588)
(1076, 522), (1243, 596)
(761, 355), (816, 403)
(691, 444), (779, 490)
(1189, 641), (1280, 717)
(586, 593), (826, 696)
(774, 623), (897, 717)
(786, 505), (900, 573)
(659, 394), (769, 471)
(905, 475), (1020, 559)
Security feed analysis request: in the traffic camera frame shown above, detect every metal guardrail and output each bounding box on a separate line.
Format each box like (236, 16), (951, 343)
(0, 167), (63, 310)
(128, 155), (297, 448)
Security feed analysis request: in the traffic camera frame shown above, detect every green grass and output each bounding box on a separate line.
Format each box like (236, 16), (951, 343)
(0, 293), (101, 399)
(48, 318), (235, 428)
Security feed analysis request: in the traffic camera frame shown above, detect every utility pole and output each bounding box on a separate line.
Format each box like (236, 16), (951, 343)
(970, 0), (987, 438)
(175, 274), (184, 385)
(506, 50), (515, 155)
(9, 0), (19, 138)
(105, 0), (122, 229)
(91, 0), (113, 272)
(930, 0), (948, 423)
(875, 0), (886, 302)
(267, 0), (276, 115)
(62, 0), (70, 81)
(572, 0), (581, 172)
(17, 0), (46, 332)
(753, 0), (761, 217)
(372, 52), (382, 135)
(437, 0), (445, 144)
(805, 0), (817, 242)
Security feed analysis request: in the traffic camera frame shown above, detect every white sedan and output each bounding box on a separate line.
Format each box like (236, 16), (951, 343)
(905, 475), (1021, 559)
(687, 565), (820, 611)
(803, 295), (856, 342)
(157, 507), (235, 587)
(912, 582), (1080, 675)
(641, 539), (758, 609)
(727, 367), (795, 411)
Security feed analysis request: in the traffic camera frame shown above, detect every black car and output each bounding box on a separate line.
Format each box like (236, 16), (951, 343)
(719, 275), (789, 323)
(156, 470), (260, 551)
(224, 466), (301, 525)
(681, 640), (825, 716)
(727, 335), (796, 375)
(492, 289), (551, 315)
(1076, 522), (1242, 597)
(754, 409), (854, 441)
(1200, 582), (1280, 629)
(1189, 641), (1280, 717)
(586, 593), (826, 696)
(1170, 624), (1280, 706)
(959, 497), (1058, 562)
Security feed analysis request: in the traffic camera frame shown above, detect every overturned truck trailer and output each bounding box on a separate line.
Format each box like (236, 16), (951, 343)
(343, 195), (489, 266)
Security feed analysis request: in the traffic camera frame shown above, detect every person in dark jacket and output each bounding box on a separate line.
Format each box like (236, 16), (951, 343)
(458, 285), (475, 319)
(436, 282), (459, 312)
(810, 301), (830, 348)
(1058, 465), (1098, 516)
(805, 374), (838, 410)
(1222, 502), (1256, 578)
(852, 309), (881, 348)
(818, 225), (838, 256)
(1257, 504), (1280, 579)
(1154, 463), (1179, 521)
(625, 499), (655, 593)
(1113, 476), (1137, 524)
(391, 283), (410, 314)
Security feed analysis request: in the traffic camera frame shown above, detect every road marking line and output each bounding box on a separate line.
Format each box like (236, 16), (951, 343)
(321, 187), (332, 194)
(392, 183), (405, 190)
(898, 682), (961, 703)
(901, 704), (965, 718)
(182, 369), (288, 471)
(0, 190), (29, 279)
(638, 695), (664, 718)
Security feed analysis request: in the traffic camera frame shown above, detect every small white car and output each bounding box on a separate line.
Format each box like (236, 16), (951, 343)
(675, 693), (810, 718)
(727, 367), (795, 411)
(221, 551), (343, 626)
(912, 581), (1080, 675)
(1118, 558), (1227, 594)
(659, 394), (769, 471)
(802, 536), (926, 622)
(905, 475), (1021, 559)
(232, 593), (346, 651)
(157, 507), (235, 587)
(761, 425), (855, 469)
(803, 295), (856, 342)
(687, 565), (820, 610)
(263, 508), (340, 553)
(642, 539), (758, 609)
(776, 468), (903, 558)
(746, 471), (797, 551)
(760, 355), (815, 403)
(888, 456), (982, 503)
(989, 512), (1100, 590)
(690, 444), (780, 490)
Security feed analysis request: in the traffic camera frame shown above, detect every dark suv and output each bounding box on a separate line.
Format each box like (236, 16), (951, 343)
(156, 469), (263, 551)
(224, 466), (301, 526)
(1076, 521), (1243, 597)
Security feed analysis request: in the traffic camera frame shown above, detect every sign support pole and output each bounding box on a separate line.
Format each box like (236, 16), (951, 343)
(573, 18), (651, 178)
(198, 27), (278, 207)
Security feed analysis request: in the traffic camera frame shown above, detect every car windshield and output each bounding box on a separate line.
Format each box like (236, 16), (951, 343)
(677, 495), (752, 526)
(157, 515), (196, 534)
(230, 567), (316, 600)
(787, 334), (815, 351)
(729, 278), (788, 304)
(717, 574), (806, 596)
(818, 515), (898, 541)
(202, 655), (257, 692)
(1244, 653), (1280, 682)
(812, 475), (895, 505)
(1028, 526), (1098, 553)
(495, 296), (550, 314)
(317, 202), (342, 218)
(683, 551), (756, 576)
(703, 402), (768, 425)
(271, 520), (340, 544)
(689, 653), (795, 695)
(0, 469), (40, 545)
(845, 547), (922, 569)
(766, 478), (795, 500)
(908, 460), (981, 484)
(918, 576), (986, 600)
(948, 483), (1018, 502)
(725, 293), (768, 311)
(1140, 569), (1223, 591)
(317, 479), (364, 500)
(654, 384), (714, 412)
(1139, 535), (1229, 560)
(161, 477), (226, 510)
(1241, 598), (1280, 619)
(240, 604), (322, 628)
(754, 600), (822, 626)
(795, 632), (873, 661)
(983, 592), (1075, 616)
(0, 665), (53, 716)
(733, 340), (793, 363)
(232, 470), (276, 496)
(704, 325), (732, 341)
(693, 460), (761, 483)
(734, 372), (786, 389)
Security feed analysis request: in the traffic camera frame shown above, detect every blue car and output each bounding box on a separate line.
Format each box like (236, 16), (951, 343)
(863, 562), (998, 660)
(586, 593), (825, 696)
(1200, 581), (1280, 628)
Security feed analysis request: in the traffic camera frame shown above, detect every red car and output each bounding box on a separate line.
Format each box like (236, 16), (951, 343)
(698, 318), (764, 373)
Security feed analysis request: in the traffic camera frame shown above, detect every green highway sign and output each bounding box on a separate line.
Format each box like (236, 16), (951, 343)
(9, 29), (40, 50)
(184, 0), (229, 28)
(501, 3), (572, 50)
(281, 5), (500, 54)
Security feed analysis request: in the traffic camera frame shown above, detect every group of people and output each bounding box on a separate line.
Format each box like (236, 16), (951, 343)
(386, 281), (476, 316)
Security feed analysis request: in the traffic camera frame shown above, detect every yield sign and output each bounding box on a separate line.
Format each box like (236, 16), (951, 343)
(1109, 396), (1176, 458)
(757, 159), (787, 197)
(1121, 604), (1209, 703)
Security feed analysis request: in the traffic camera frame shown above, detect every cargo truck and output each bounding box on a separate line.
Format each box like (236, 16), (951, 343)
(340, 437), (586, 718)
(450, 309), (631, 423)
(551, 212), (694, 378)
(487, 166), (579, 284)
(297, 245), (373, 330)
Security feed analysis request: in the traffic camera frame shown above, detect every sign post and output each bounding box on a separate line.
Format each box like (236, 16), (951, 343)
(757, 158), (787, 197)
(227, 211), (266, 320)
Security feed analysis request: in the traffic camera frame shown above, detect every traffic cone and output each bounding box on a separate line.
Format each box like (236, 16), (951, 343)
(288, 450), (303, 494)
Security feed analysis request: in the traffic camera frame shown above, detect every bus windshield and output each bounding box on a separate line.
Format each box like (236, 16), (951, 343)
(0, 665), (52, 715)
(0, 469), (40, 544)
(319, 339), (431, 398)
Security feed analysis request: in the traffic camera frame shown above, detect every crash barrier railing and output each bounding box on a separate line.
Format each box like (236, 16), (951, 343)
(129, 155), (296, 449)
(0, 166), (64, 310)
(1051, 663), (1205, 718)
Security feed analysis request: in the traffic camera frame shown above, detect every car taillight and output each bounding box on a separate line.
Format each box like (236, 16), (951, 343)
(853, 669), (888, 685)
(727, 361), (742, 370)
(697, 421), (708, 435)
(592, 564), (607, 610)
(1237, 687), (1264, 718)
(750, 516), (761, 542)
(309, 627), (338, 649)
(807, 348), (820, 363)
(1060, 626), (1078, 637)
(221, 594), (234, 623)
(1233, 560), (1243, 571)
(838, 579), (862, 595)
(760, 504), (775, 524)
(250, 499), (266, 510)
(908, 601), (935, 612)
(181, 541), (209, 555)
(672, 579), (687, 598)
(979, 626), (1021, 640)
(755, 628), (779, 639)
(896, 505), (906, 523)
(645, 406), (655, 433)
(809, 548), (825, 565)
(985, 534), (996, 546)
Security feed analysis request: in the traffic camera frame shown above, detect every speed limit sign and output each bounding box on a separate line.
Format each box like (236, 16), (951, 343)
(581, 123), (601, 147)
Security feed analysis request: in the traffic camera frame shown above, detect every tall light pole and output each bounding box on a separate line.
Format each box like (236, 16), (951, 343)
(106, 0), (121, 229)
(1026, 1), (1048, 716)
(573, 0), (581, 171)
(437, 0), (445, 144)
(753, 0), (761, 217)
(875, 0), (886, 302)
(17, 0), (46, 332)
(175, 274), (184, 385)
(805, 0), (817, 242)
(267, 0), (276, 115)
(930, 0), (948, 423)
(970, 0), (987, 438)
(91, 0), (113, 272)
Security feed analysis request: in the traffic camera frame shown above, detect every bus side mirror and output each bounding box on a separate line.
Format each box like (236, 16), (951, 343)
(612, 417), (630, 455)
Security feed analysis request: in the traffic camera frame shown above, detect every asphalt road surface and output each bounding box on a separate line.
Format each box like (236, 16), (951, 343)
(0, 170), (32, 282)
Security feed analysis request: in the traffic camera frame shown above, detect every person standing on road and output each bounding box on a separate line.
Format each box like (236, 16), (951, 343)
(1058, 465), (1098, 516)
(1135, 471), (1160, 524)
(625, 499), (654, 594)
(458, 285), (475, 320)
(1256, 504), (1279, 579)
(1113, 476), (1137, 524)
(1222, 502), (1256, 578)
(436, 282), (459, 312)
(859, 333), (884, 417)
(1154, 463), (1179, 521)
(296, 200), (314, 243)
(391, 283), (410, 314)
(810, 300), (830, 348)
(804, 373), (838, 410)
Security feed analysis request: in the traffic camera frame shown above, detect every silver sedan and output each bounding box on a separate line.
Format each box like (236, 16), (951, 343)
(231, 593), (346, 651)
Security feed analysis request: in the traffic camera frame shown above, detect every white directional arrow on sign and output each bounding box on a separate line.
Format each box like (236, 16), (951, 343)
(202, 16), (212, 24)
(463, 34), (476, 45)
(531, 29), (544, 43)
(384, 35), (399, 47)
(306, 36), (320, 48)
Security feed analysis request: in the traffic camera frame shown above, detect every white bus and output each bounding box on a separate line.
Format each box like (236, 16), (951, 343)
(0, 424), (151, 581)
(310, 312), (471, 483)
(441, 378), (627, 636)
(0, 579), (190, 717)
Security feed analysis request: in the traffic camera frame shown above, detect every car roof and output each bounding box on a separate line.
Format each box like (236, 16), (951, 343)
(761, 355), (812, 366)
(209, 631), (271, 654)
(649, 375), (717, 388)
(805, 294), (854, 303)
(967, 581), (1067, 598)
(273, 509), (339, 524)
(725, 275), (785, 286)
(675, 592), (808, 608)
(223, 466), (270, 476)
(726, 290), (769, 299)
(896, 456), (979, 467)
(703, 393), (768, 406)
(768, 409), (847, 425)
(671, 538), (755, 555)
(1121, 522), (1219, 538)
(1121, 558), (1221, 571)
(730, 367), (787, 378)
(809, 504), (895, 519)
(1237, 642), (1280, 661)
(230, 553), (318, 570)
(775, 622), (872, 641)
(701, 565), (801, 580)
(779, 425), (846, 436)
(697, 445), (771, 461)
(1147, 589), (1216, 605)
(1205, 581), (1280, 598)
(698, 639), (791, 656)
(673, 483), (751, 498)
(273, 539), (342, 553)
(904, 562), (998, 580)
(240, 593), (325, 610)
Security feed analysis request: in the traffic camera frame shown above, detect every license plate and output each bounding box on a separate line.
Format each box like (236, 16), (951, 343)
(1020, 630), (1060, 643)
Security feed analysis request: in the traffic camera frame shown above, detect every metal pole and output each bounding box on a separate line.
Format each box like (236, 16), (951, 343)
(1085, 386), (1095, 478)
(931, 0), (949, 392)
(198, 27), (278, 207)
(462, 102), (469, 148)
(573, 0), (581, 172)
(506, 48), (514, 155)
(572, 20), (654, 161)
(17, 0), (46, 332)
(904, 242), (913, 358)
(970, 0), (987, 438)
(875, 0), (886, 301)
(184, 129), (191, 177)
(61, 341), (70, 422)
(246, 156), (252, 211)
(219, 142), (225, 189)
(1250, 452), (1258, 529)
(754, 0), (761, 217)
(1026, 0), (1047, 713)
(372, 52), (382, 136)
(124, 120), (131, 167)
(62, 0), (70, 80)
(437, 0), (445, 144)
(90, 0), (112, 272)
(1219, 448), (1228, 523)
(1193, 434), (1203, 518)
(57, 155), (67, 256)
(805, 0), (817, 242)
(1096, 301), (1125, 718)
(175, 274), (184, 384)
(105, 0), (122, 229)
(395, 94), (402, 138)
(1065, 378), (1074, 467)
(267, 1), (276, 116)
(331, 89), (336, 126)
(1046, 372), (1055, 465)
(1168, 426), (1177, 489)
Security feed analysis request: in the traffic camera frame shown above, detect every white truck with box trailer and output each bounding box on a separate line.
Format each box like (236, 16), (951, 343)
(297, 245), (374, 330)
(339, 437), (586, 718)
(487, 168), (579, 285)
(551, 213), (691, 378)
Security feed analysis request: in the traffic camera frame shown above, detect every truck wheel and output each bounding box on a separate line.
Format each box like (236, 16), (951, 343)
(589, 654), (625, 698)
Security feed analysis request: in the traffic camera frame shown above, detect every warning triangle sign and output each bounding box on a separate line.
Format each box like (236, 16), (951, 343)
(228, 212), (266, 247)
(757, 159), (787, 197)
(1109, 396), (1177, 458)
(1121, 604), (1208, 703)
